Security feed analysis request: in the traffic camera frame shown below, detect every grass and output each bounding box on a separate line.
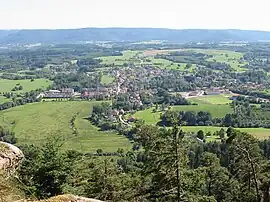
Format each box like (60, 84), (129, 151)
(0, 95), (10, 104)
(101, 74), (114, 84)
(134, 102), (232, 125)
(0, 79), (52, 92)
(181, 126), (270, 140)
(189, 94), (232, 105)
(147, 58), (196, 71)
(189, 49), (248, 72)
(133, 108), (161, 125)
(98, 50), (140, 65)
(172, 104), (232, 118)
(133, 109), (270, 140)
(0, 101), (131, 153)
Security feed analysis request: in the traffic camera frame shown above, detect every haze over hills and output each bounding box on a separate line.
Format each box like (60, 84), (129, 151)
(1, 28), (270, 44)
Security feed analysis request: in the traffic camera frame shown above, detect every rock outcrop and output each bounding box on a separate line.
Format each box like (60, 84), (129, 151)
(0, 143), (103, 202)
(0, 141), (24, 172)
(22, 194), (104, 202)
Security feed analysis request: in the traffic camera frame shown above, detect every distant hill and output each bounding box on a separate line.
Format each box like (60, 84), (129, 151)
(1, 28), (270, 44)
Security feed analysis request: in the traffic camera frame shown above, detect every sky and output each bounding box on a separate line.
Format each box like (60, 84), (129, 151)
(0, 0), (269, 30)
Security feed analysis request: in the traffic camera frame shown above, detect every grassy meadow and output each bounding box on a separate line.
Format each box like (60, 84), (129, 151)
(98, 50), (140, 65)
(101, 74), (114, 84)
(189, 94), (232, 105)
(132, 109), (270, 139)
(189, 49), (247, 72)
(133, 108), (162, 125)
(172, 103), (232, 118)
(148, 58), (196, 71)
(0, 101), (131, 153)
(0, 78), (52, 92)
(0, 95), (10, 104)
(181, 126), (270, 140)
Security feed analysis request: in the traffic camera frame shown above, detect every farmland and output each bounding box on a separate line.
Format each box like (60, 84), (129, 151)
(189, 49), (248, 72)
(181, 126), (270, 140)
(0, 101), (130, 153)
(189, 94), (232, 105)
(147, 58), (196, 71)
(0, 95), (10, 104)
(133, 109), (270, 139)
(98, 50), (140, 65)
(0, 78), (52, 92)
(133, 102), (232, 125)
(133, 108), (161, 125)
(172, 103), (232, 118)
(101, 74), (114, 84)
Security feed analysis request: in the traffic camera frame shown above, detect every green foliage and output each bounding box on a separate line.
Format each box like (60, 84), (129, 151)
(197, 130), (204, 140)
(18, 137), (75, 198)
(0, 126), (17, 144)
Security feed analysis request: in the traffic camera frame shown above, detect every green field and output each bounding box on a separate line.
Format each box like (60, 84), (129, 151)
(98, 51), (140, 65)
(0, 95), (10, 104)
(189, 95), (232, 105)
(189, 49), (248, 72)
(134, 103), (232, 125)
(0, 79), (52, 92)
(146, 58), (196, 71)
(181, 126), (270, 140)
(101, 74), (114, 84)
(172, 103), (232, 118)
(0, 101), (130, 153)
(133, 108), (162, 125)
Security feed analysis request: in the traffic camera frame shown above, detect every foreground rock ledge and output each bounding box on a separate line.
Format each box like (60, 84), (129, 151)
(0, 141), (24, 171)
(22, 194), (104, 202)
(0, 144), (103, 202)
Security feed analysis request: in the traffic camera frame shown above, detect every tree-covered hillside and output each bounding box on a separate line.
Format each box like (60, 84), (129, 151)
(2, 28), (270, 44)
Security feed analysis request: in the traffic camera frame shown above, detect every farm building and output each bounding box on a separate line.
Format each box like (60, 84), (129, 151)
(81, 87), (112, 99)
(204, 88), (222, 95)
(42, 88), (75, 98)
(61, 88), (75, 94)
(189, 91), (200, 96)
(205, 91), (221, 95)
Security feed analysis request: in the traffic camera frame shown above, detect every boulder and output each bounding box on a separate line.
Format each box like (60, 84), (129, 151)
(0, 141), (24, 172)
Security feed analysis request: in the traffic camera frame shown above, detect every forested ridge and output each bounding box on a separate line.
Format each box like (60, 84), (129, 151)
(2, 28), (270, 44)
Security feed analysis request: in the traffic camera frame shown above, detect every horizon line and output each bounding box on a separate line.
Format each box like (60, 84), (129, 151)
(0, 27), (270, 32)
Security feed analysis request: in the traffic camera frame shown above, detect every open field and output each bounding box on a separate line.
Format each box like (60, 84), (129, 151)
(0, 95), (10, 104)
(133, 103), (232, 125)
(133, 108), (161, 125)
(101, 74), (114, 84)
(172, 103), (232, 118)
(98, 50), (140, 65)
(189, 49), (248, 72)
(189, 94), (232, 105)
(132, 109), (270, 139)
(147, 58), (196, 71)
(0, 79), (52, 92)
(143, 49), (183, 56)
(0, 101), (131, 153)
(181, 126), (270, 140)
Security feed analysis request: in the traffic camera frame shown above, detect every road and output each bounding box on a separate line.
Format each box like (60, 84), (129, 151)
(119, 115), (132, 127)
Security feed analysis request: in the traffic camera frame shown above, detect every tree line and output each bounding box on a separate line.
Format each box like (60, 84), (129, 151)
(14, 124), (270, 202)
